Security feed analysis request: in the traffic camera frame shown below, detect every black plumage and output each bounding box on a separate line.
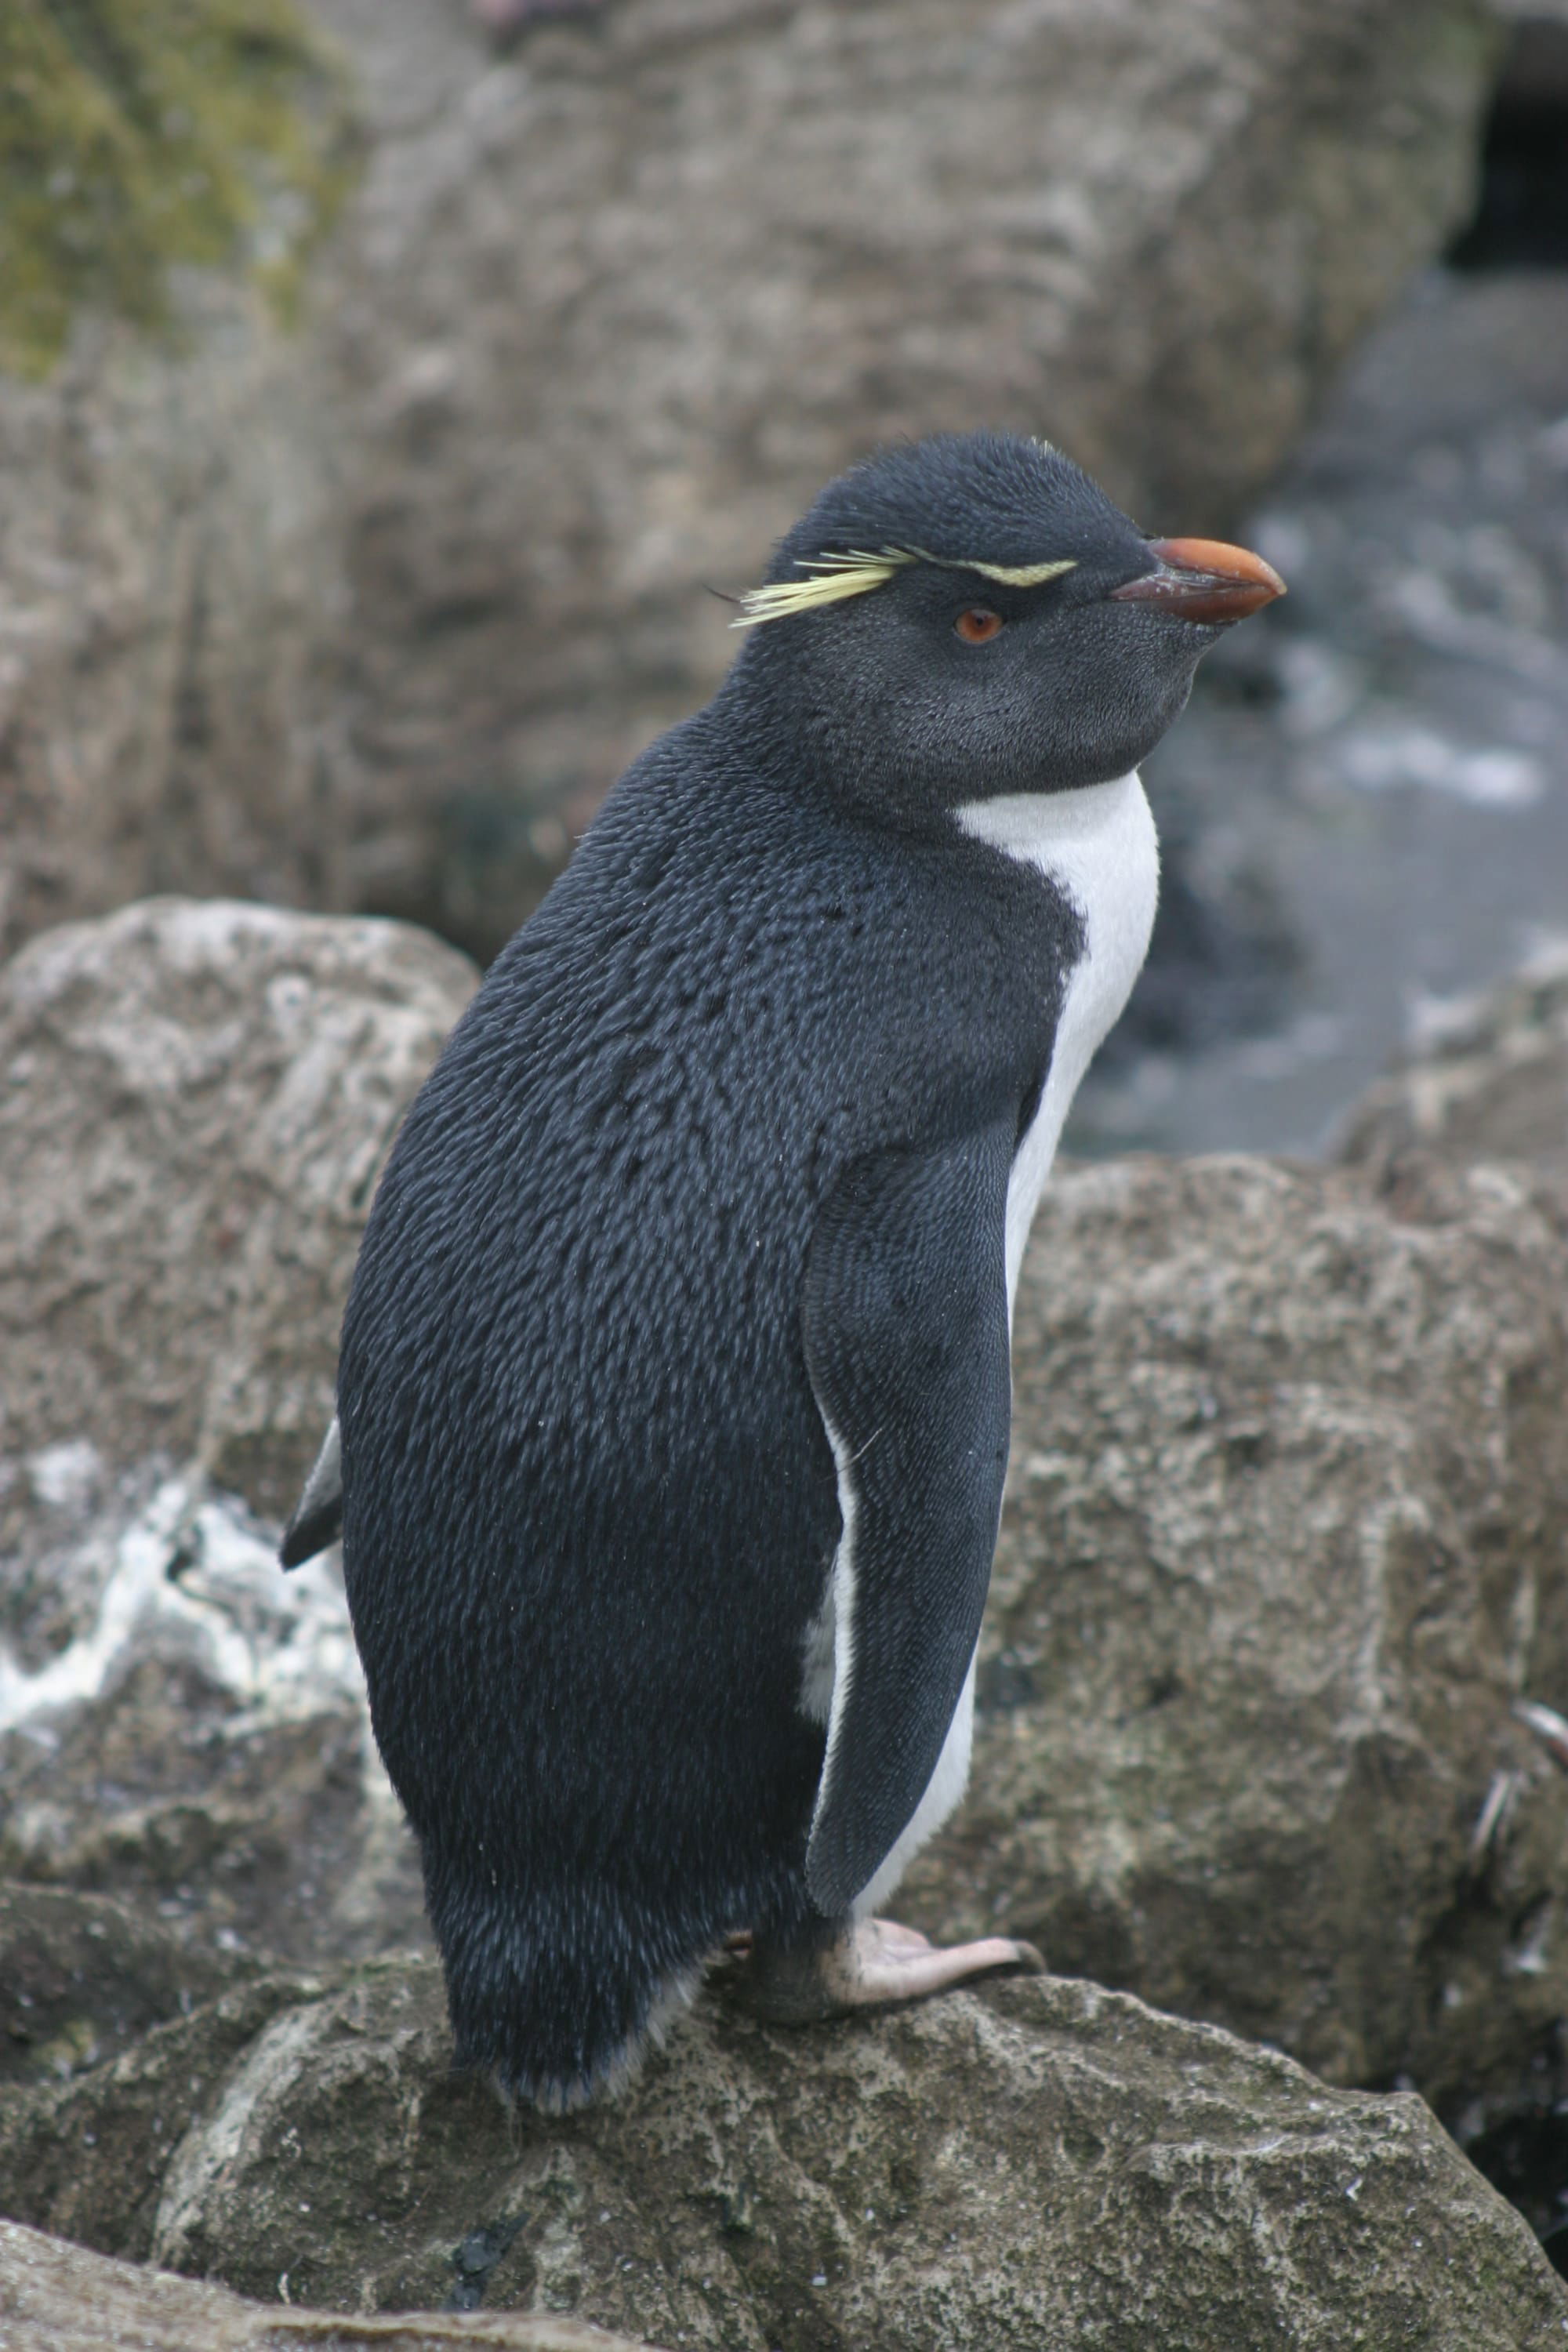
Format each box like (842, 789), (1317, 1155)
(290, 431), (1283, 2104)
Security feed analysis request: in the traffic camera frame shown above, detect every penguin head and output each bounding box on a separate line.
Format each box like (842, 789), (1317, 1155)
(730, 431), (1283, 820)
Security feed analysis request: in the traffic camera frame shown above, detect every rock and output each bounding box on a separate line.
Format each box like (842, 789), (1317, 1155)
(0, 1969), (334, 2267)
(1, 1960), (1562, 2347)
(1336, 946), (1568, 1175)
(0, 0), (1501, 964)
(0, 898), (470, 1961)
(900, 1151), (1568, 2116)
(0, 2220), (654, 2352)
(8, 906), (1568, 2119)
(0, 1473), (426, 1962)
(0, 1886), (253, 2091)
(0, 896), (477, 1519)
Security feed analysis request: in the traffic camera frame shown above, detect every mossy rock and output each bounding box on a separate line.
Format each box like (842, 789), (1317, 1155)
(0, 0), (356, 379)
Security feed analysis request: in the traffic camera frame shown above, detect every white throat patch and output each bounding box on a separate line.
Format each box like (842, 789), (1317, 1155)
(956, 769), (1159, 1311)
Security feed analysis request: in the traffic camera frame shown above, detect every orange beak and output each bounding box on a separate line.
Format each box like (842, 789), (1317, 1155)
(1110, 536), (1286, 625)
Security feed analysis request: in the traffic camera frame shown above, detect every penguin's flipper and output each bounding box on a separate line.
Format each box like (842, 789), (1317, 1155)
(800, 1123), (1014, 1916)
(279, 1415), (343, 1569)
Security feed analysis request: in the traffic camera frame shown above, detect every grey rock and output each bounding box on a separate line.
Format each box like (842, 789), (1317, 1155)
(0, 1970), (332, 2264)
(901, 1150), (1568, 2114)
(0, 896), (477, 1520)
(0, 2218), (653, 2352)
(0, 897), (468, 1959)
(0, 1885), (254, 2091)
(8, 909), (1568, 2122)
(0, 0), (1501, 964)
(1337, 946), (1568, 1176)
(4, 1959), (1563, 2347)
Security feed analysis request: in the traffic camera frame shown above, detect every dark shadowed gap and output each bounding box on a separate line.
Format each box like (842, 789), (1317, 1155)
(1449, 19), (1568, 271)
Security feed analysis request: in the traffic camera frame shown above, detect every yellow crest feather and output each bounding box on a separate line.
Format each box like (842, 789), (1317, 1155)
(731, 543), (1077, 626)
(731, 548), (916, 627)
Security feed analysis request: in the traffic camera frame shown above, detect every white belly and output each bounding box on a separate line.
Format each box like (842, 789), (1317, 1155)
(956, 769), (1160, 1314)
(800, 772), (1159, 1909)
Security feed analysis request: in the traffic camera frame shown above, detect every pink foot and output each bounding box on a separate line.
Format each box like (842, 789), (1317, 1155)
(830, 1917), (1044, 2006)
(739, 1916), (1044, 2023)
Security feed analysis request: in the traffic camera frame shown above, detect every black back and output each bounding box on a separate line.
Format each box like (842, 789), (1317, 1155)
(337, 703), (1078, 2083)
(328, 425), (1252, 2100)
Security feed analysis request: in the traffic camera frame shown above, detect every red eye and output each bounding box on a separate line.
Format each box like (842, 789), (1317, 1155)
(954, 607), (1004, 644)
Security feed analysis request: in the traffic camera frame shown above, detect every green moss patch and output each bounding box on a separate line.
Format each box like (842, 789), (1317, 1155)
(0, 0), (355, 379)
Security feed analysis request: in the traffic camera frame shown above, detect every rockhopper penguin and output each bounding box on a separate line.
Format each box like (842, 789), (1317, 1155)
(281, 430), (1283, 2107)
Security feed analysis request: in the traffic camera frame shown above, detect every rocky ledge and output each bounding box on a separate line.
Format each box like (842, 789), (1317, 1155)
(1, 1938), (1563, 2350)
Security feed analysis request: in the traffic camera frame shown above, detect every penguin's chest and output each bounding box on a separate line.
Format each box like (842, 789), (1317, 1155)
(954, 770), (1160, 1312)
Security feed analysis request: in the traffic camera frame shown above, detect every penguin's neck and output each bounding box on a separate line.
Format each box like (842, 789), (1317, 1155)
(954, 769), (1160, 1312)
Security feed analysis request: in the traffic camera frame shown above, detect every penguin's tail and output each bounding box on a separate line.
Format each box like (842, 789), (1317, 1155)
(426, 1863), (705, 2111)
(279, 1417), (343, 1570)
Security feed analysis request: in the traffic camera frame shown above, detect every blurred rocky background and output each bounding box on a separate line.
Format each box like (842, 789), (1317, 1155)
(3, 2), (1568, 2346)
(0, 0), (1511, 968)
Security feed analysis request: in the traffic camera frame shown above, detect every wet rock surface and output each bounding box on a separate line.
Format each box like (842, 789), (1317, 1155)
(2, 1960), (1563, 2349)
(0, 896), (477, 1521)
(902, 1150), (1568, 2114)
(0, 0), (1499, 966)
